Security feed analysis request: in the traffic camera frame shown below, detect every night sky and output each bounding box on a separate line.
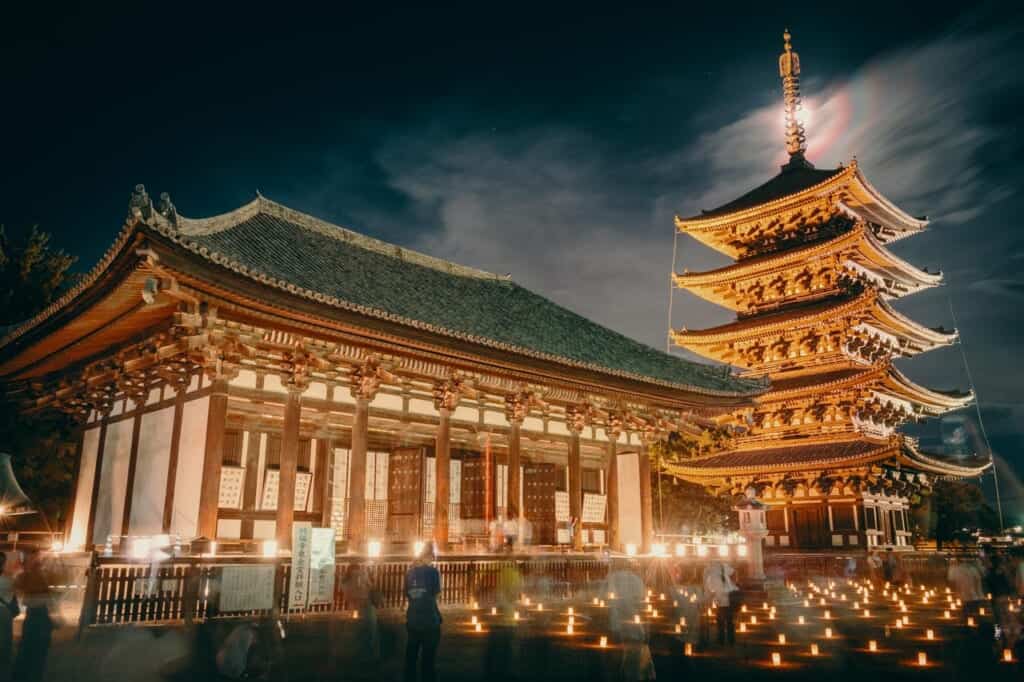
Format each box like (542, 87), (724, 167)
(2, 3), (1022, 520)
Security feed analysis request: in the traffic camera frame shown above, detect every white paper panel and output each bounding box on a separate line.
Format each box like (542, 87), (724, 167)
(128, 406), (175, 535)
(69, 426), (101, 548)
(496, 464), (508, 509)
(616, 451), (642, 549)
(92, 418), (134, 543)
(450, 459), (462, 503)
(555, 491), (570, 522)
(253, 520), (275, 540)
(217, 519), (242, 539)
(424, 457), (436, 504)
(171, 396), (209, 539)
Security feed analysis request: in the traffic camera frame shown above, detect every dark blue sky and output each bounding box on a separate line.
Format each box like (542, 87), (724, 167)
(3, 2), (1022, 519)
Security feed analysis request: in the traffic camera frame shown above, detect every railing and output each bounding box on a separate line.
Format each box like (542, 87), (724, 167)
(766, 551), (954, 585)
(81, 553), (622, 627)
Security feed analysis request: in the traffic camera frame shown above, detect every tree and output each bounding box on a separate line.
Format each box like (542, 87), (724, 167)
(0, 224), (78, 528)
(0, 224), (76, 326)
(914, 479), (999, 549)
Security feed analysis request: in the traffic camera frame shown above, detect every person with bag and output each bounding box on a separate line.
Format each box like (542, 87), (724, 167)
(0, 552), (16, 682)
(404, 542), (442, 682)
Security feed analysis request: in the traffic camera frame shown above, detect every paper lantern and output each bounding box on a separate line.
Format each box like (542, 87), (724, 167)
(810, 643), (819, 656)
(600, 636), (608, 648)
(771, 652), (781, 666)
(868, 640), (877, 652)
(917, 652), (927, 667)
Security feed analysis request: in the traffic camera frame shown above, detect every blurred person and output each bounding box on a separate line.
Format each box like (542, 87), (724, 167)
(948, 557), (985, 607)
(702, 561), (738, 647)
(404, 541), (442, 682)
(343, 562), (381, 661)
(0, 552), (15, 681)
(608, 559), (654, 680)
(985, 552), (1015, 647)
(13, 548), (52, 682)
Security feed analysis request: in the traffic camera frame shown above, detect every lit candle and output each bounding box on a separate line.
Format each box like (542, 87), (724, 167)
(751, 615), (758, 624)
(675, 624), (681, 634)
(810, 643), (819, 656)
(352, 610), (359, 620)
(634, 615), (641, 625)
(491, 607), (498, 616)
(771, 652), (781, 667)
(798, 616), (805, 625)
(679, 617), (686, 626)
(514, 611), (520, 621)
(778, 634), (786, 645)
(567, 624), (574, 635)
(803, 599), (810, 607)
(524, 597), (531, 606)
(895, 620), (904, 630)
(685, 642), (693, 656)
(1004, 649), (1013, 663)
(854, 601), (860, 609)
(475, 623), (482, 633)
(763, 602), (768, 610)
(569, 616), (575, 626)
(979, 607), (987, 616)
(537, 603), (544, 612)
(608, 592), (616, 600)
(593, 597), (599, 605)
(568, 607), (574, 615)
(917, 652), (927, 667)
(600, 600), (606, 608)
(863, 609), (871, 618)
(471, 616), (478, 625)
(599, 636), (608, 648)
(472, 601), (479, 610)
(824, 610), (831, 619)
(739, 623), (747, 633)
(825, 627), (833, 639)
(869, 640), (877, 652)
(902, 615), (909, 625)
(741, 605), (748, 613)
(652, 609), (659, 618)
(942, 610), (950, 619)
(926, 629), (934, 641)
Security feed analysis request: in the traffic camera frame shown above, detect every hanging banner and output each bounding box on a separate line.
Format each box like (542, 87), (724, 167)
(308, 527), (337, 606)
(288, 525), (313, 609)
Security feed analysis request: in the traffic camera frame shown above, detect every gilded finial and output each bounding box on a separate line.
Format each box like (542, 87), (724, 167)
(778, 28), (810, 167)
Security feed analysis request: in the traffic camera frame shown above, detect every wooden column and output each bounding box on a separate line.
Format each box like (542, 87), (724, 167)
(507, 421), (522, 538)
(198, 378), (229, 540)
(434, 407), (451, 549)
(240, 430), (262, 539)
(347, 396), (370, 549)
(606, 424), (620, 551)
(162, 388), (187, 533)
(638, 442), (654, 554)
(315, 438), (331, 527)
(84, 416), (109, 548)
(568, 426), (583, 551)
(120, 410), (144, 536)
(275, 388), (301, 549)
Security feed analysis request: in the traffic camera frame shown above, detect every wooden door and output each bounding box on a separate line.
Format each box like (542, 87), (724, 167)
(460, 457), (487, 520)
(388, 448), (424, 540)
(523, 462), (557, 545)
(792, 506), (826, 548)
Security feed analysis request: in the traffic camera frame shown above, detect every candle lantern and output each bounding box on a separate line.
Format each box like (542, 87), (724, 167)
(771, 652), (781, 666)
(917, 652), (927, 667)
(599, 636), (608, 648)
(868, 640), (877, 652)
(810, 643), (819, 656)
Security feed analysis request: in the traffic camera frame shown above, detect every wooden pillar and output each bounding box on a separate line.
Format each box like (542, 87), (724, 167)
(507, 421), (521, 535)
(434, 407), (451, 549)
(198, 378), (229, 540)
(606, 437), (619, 552)
(240, 430), (261, 539)
(85, 418), (109, 548)
(568, 428), (583, 550)
(275, 388), (301, 549)
(638, 443), (654, 554)
(120, 410), (144, 535)
(314, 438), (331, 527)
(162, 388), (186, 533)
(347, 397), (370, 549)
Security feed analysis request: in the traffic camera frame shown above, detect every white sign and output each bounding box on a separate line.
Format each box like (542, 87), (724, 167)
(556, 527), (571, 544)
(591, 529), (606, 545)
(555, 491), (570, 523)
(260, 470), (313, 511)
(308, 527), (336, 605)
(288, 525), (313, 609)
(220, 565), (276, 612)
(218, 466), (245, 509)
(582, 493), (607, 523)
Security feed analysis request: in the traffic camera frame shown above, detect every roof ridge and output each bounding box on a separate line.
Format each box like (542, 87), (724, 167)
(176, 195), (510, 282)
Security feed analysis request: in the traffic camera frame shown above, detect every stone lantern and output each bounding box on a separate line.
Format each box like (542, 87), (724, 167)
(734, 489), (768, 585)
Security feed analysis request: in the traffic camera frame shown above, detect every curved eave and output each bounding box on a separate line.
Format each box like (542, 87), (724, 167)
(760, 364), (885, 401)
(842, 167), (929, 242)
(898, 442), (991, 479)
(882, 367), (973, 414)
(664, 436), (897, 481)
(873, 297), (958, 350)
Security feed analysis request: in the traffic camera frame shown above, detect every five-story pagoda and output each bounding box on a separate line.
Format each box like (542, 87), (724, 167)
(667, 31), (989, 549)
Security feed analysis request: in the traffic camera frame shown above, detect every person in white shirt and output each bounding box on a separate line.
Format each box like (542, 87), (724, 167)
(702, 561), (738, 646)
(947, 557), (985, 606)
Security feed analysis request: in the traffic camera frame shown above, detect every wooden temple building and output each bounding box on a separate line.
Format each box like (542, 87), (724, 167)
(667, 31), (989, 549)
(0, 187), (761, 555)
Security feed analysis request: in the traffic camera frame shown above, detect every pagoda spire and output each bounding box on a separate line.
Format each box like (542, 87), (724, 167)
(779, 29), (811, 169)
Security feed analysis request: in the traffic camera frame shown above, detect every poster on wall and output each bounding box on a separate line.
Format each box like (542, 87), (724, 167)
(582, 493), (607, 523)
(554, 491), (570, 523)
(308, 527), (336, 605)
(260, 470), (313, 511)
(218, 466), (245, 509)
(288, 525), (313, 609)
(220, 565), (276, 612)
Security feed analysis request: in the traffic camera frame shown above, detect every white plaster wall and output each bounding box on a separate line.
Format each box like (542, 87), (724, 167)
(305, 381), (327, 400)
(171, 396), (209, 539)
(373, 392), (403, 412)
(128, 406), (175, 535)
(253, 520), (275, 539)
(523, 417), (544, 433)
(217, 519), (242, 539)
(454, 406), (478, 423)
(616, 451), (642, 549)
(92, 418), (134, 543)
(68, 426), (101, 548)
(548, 421), (570, 436)
(231, 369), (258, 389)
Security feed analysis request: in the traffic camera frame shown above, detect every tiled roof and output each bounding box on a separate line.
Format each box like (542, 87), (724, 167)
(147, 197), (761, 396)
(676, 439), (888, 473)
(691, 165), (843, 220)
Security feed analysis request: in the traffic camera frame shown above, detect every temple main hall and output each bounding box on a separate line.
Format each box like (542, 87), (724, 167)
(0, 186), (761, 555)
(667, 31), (989, 549)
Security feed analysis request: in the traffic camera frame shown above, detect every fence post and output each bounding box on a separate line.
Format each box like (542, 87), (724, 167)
(181, 562), (201, 626)
(76, 552), (100, 638)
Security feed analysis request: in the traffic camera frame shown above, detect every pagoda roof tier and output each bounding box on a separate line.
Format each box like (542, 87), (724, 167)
(0, 194), (761, 404)
(762, 362), (972, 415)
(674, 161), (928, 260)
(670, 290), (957, 370)
(673, 223), (942, 312)
(665, 434), (989, 484)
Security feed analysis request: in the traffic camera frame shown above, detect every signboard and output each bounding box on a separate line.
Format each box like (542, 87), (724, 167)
(308, 527), (336, 605)
(591, 529), (606, 545)
(288, 525), (313, 609)
(582, 493), (607, 523)
(555, 491), (570, 523)
(556, 528), (571, 544)
(218, 466), (245, 509)
(260, 470), (313, 511)
(220, 565), (276, 612)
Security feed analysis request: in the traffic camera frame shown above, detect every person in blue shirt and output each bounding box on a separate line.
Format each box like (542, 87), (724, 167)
(404, 541), (442, 682)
